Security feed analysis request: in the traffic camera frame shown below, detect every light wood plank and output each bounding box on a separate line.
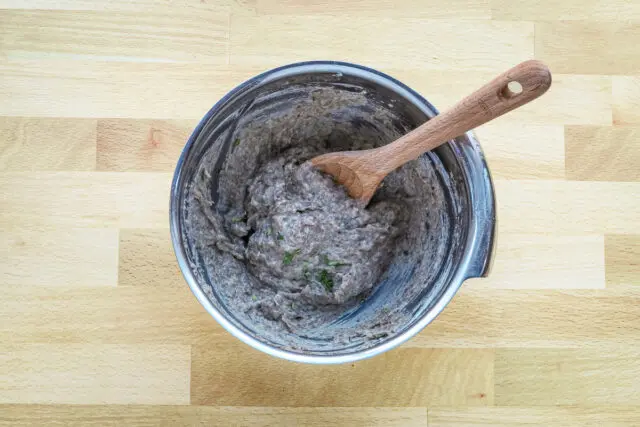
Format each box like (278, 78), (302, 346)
(0, 344), (190, 404)
(119, 229), (183, 287)
(0, 118), (96, 171)
(566, 126), (640, 181)
(230, 16), (533, 71)
(0, 0), (229, 11)
(491, 0), (640, 21)
(0, 59), (256, 119)
(613, 76), (640, 125)
(255, 0), (490, 18)
(535, 21), (640, 75)
(0, 285), (221, 345)
(0, 405), (428, 427)
(469, 234), (604, 289)
(97, 119), (196, 172)
(474, 124), (564, 179)
(0, 172), (171, 228)
(0, 228), (118, 287)
(388, 70), (612, 125)
(0, 10), (228, 63)
(412, 289), (640, 348)
(495, 180), (640, 234)
(192, 346), (493, 406)
(606, 235), (640, 288)
(0, 60), (611, 125)
(430, 406), (640, 427)
(495, 349), (640, 405)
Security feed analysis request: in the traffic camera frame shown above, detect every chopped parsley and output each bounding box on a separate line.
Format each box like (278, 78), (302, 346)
(317, 269), (334, 291)
(322, 254), (350, 267)
(251, 295), (257, 302)
(282, 248), (301, 265)
(231, 216), (244, 223)
(277, 233), (284, 241)
(302, 262), (311, 281)
(233, 138), (240, 147)
(265, 227), (272, 236)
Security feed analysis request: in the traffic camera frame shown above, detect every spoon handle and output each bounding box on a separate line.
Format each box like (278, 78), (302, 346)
(380, 60), (552, 170)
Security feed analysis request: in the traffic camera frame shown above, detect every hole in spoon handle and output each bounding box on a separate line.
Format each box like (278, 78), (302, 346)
(502, 80), (523, 98)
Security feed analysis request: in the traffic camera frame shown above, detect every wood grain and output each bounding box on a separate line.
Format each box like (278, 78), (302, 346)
(0, 405), (428, 427)
(605, 235), (640, 288)
(0, 118), (96, 171)
(192, 346), (494, 406)
(412, 289), (640, 348)
(0, 9), (228, 63)
(0, 172), (171, 228)
(613, 76), (640, 125)
(254, 0), (490, 18)
(119, 229), (183, 287)
(1, 0), (640, 423)
(230, 16), (533, 71)
(0, 285), (223, 345)
(0, 0), (229, 12)
(474, 124), (564, 179)
(535, 21), (640, 75)
(470, 234), (604, 289)
(430, 406), (640, 427)
(0, 344), (190, 404)
(0, 59), (257, 119)
(495, 349), (640, 405)
(565, 126), (640, 181)
(495, 180), (640, 234)
(491, 0), (640, 21)
(0, 228), (118, 287)
(97, 119), (195, 172)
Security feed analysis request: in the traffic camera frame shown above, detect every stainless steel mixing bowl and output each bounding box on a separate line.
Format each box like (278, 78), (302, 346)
(170, 61), (496, 364)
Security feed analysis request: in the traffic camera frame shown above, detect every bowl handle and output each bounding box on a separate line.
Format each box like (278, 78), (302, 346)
(459, 133), (497, 280)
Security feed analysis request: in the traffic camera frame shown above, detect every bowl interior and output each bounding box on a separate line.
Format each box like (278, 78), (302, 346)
(173, 65), (470, 359)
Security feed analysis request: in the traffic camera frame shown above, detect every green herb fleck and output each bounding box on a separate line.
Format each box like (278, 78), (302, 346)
(302, 262), (312, 281)
(318, 269), (334, 291)
(251, 295), (257, 302)
(322, 254), (350, 267)
(231, 216), (244, 223)
(283, 248), (301, 266)
(277, 233), (284, 241)
(233, 138), (240, 147)
(382, 306), (390, 314)
(265, 227), (272, 236)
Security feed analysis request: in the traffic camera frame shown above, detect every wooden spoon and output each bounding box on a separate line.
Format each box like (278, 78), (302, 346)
(311, 60), (552, 204)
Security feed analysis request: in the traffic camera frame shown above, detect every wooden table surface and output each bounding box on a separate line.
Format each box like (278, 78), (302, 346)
(1, 0), (640, 426)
